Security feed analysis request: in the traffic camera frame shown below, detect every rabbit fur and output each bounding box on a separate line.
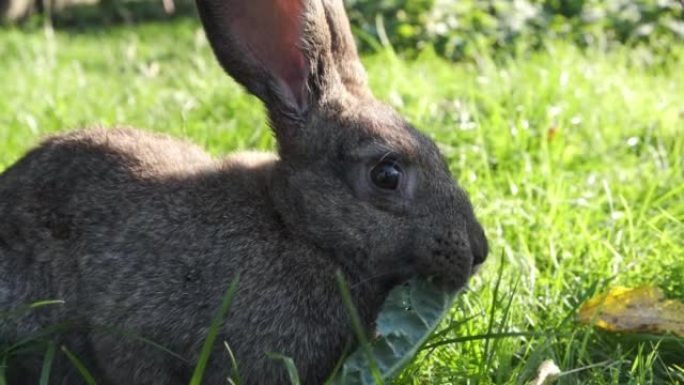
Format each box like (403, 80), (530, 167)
(0, 0), (488, 384)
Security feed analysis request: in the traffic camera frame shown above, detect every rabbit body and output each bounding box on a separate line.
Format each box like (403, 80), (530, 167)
(0, 128), (375, 384)
(1, 0), (489, 383)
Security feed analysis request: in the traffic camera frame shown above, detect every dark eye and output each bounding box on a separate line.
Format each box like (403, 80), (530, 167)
(370, 161), (402, 190)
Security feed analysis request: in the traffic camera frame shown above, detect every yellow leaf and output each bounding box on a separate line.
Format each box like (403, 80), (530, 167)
(577, 286), (684, 337)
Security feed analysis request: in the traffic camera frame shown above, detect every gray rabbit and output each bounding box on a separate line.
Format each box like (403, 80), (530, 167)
(0, 0), (488, 383)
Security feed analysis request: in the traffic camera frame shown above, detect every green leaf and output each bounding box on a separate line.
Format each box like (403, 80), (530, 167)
(329, 278), (457, 385)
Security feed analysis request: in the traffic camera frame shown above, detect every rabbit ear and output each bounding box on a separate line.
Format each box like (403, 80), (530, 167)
(321, 0), (371, 98)
(196, 0), (313, 117)
(196, 0), (373, 151)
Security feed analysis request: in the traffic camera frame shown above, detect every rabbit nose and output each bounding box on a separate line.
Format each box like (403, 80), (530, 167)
(469, 221), (488, 267)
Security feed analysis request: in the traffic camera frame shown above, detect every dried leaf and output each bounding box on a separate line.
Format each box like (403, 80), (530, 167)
(577, 286), (684, 337)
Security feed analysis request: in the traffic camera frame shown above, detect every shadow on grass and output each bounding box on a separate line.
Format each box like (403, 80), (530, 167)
(587, 331), (684, 383)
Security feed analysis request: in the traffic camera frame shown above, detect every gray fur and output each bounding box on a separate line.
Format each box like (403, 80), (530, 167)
(0, 0), (487, 384)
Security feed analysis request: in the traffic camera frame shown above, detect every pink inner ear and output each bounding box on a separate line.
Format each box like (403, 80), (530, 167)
(232, 0), (308, 108)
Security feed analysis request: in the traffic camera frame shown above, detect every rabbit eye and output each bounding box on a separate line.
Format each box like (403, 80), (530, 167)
(370, 161), (402, 190)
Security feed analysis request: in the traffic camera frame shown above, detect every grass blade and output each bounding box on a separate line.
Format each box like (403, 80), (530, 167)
(92, 325), (189, 364)
(4, 322), (77, 355)
(267, 353), (301, 385)
(481, 251), (506, 376)
(189, 275), (240, 385)
(224, 341), (242, 385)
(0, 300), (65, 318)
(0, 356), (7, 385)
(422, 331), (548, 350)
(61, 345), (97, 385)
(335, 270), (383, 385)
(39, 342), (57, 385)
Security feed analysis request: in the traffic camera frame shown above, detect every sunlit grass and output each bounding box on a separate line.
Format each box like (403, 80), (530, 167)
(1, 19), (683, 384)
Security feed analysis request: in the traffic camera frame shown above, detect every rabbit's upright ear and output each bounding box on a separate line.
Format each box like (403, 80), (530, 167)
(196, 0), (315, 119)
(196, 0), (373, 147)
(320, 0), (371, 98)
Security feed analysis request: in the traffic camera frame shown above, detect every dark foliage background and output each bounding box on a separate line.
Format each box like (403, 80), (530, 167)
(346, 0), (684, 59)
(3, 0), (683, 59)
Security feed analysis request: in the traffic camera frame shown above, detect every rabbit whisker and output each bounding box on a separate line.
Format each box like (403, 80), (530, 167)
(350, 267), (415, 291)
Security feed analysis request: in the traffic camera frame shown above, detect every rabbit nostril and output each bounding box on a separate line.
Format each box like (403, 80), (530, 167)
(469, 222), (489, 266)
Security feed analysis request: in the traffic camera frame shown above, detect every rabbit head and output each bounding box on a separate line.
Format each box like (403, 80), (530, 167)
(196, 0), (488, 290)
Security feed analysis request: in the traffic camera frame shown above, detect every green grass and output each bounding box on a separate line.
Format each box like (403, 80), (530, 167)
(1, 18), (683, 385)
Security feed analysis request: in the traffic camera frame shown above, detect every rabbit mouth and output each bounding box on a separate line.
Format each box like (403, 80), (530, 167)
(411, 254), (473, 292)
